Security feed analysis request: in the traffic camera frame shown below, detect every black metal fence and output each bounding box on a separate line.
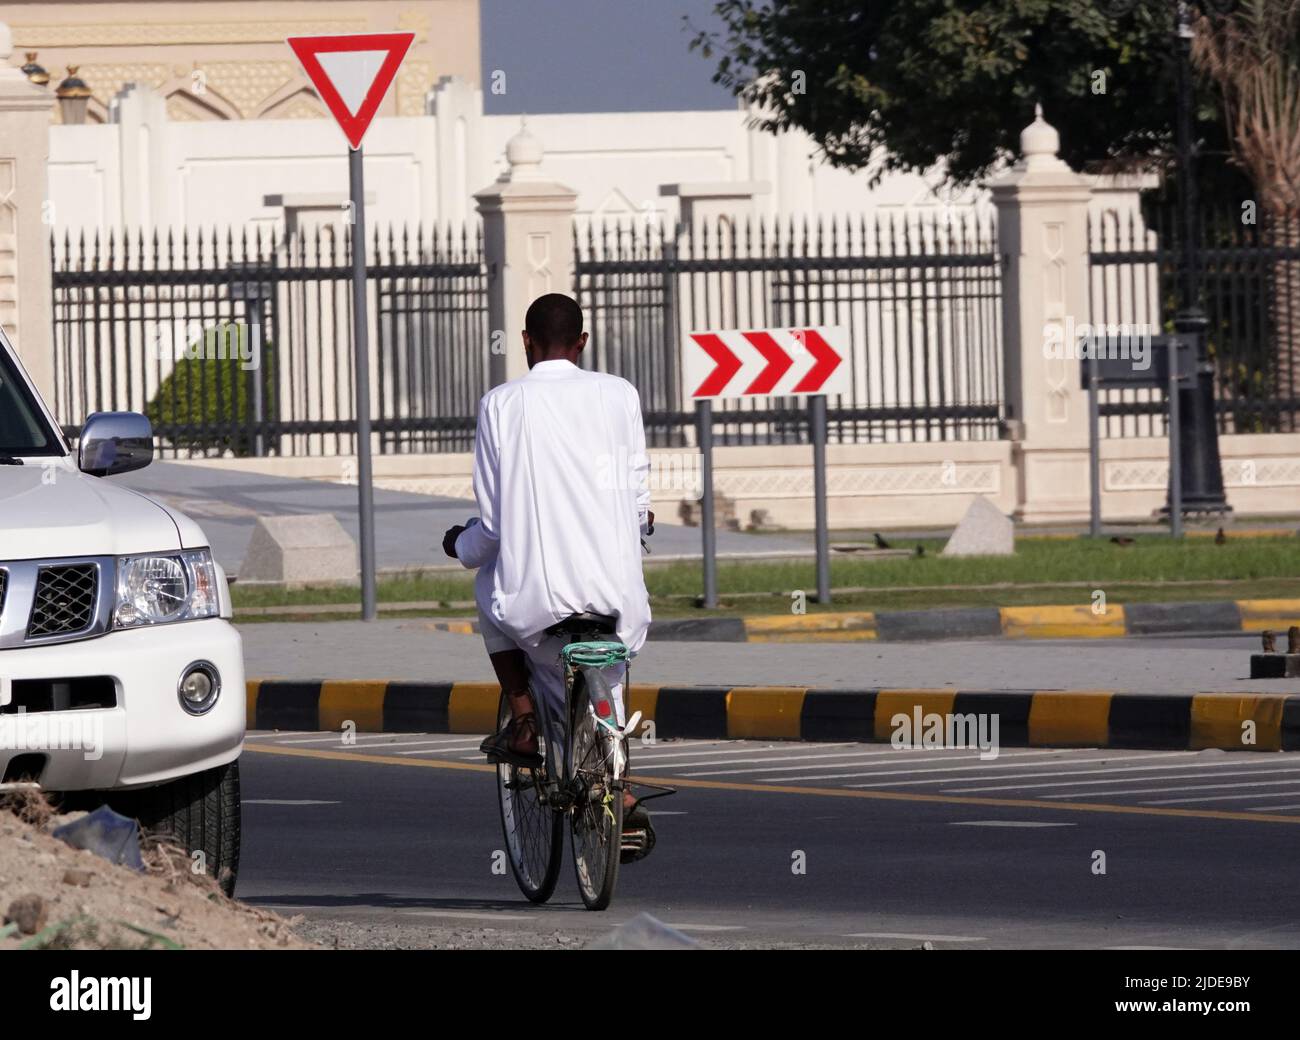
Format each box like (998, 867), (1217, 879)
(574, 212), (1005, 446)
(1088, 206), (1300, 436)
(51, 223), (488, 457)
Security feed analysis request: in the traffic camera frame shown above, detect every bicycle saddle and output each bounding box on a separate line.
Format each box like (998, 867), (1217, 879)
(545, 611), (618, 636)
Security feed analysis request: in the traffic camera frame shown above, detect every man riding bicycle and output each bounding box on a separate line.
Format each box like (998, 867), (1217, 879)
(442, 293), (655, 857)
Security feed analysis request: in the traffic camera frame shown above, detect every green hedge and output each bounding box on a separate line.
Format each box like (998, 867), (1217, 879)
(146, 335), (276, 456)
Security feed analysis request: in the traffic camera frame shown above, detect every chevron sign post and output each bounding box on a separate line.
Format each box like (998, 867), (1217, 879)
(686, 326), (849, 608)
(685, 326), (850, 400)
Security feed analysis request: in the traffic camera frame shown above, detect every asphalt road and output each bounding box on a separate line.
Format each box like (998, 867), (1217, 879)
(237, 731), (1300, 949)
(239, 625), (1300, 694)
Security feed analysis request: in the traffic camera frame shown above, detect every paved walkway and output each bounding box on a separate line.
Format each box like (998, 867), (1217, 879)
(116, 461), (803, 575)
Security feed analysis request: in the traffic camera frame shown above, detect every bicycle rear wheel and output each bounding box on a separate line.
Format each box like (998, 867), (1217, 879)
(568, 674), (623, 910)
(495, 692), (563, 903)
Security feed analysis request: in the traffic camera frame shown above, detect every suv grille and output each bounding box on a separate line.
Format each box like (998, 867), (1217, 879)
(27, 564), (99, 638)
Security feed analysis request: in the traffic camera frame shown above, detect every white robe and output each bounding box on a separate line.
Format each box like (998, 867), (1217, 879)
(455, 358), (652, 654)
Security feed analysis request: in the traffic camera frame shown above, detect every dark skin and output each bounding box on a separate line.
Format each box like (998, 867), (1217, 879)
(443, 329), (653, 796)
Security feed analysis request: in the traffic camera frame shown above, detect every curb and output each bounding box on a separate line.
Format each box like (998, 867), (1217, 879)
(245, 680), (1300, 753)
(421, 598), (1300, 643)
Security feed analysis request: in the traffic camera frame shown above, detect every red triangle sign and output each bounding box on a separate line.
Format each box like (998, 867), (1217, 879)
(287, 32), (414, 150)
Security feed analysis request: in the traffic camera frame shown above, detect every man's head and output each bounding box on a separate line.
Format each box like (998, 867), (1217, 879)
(523, 293), (587, 368)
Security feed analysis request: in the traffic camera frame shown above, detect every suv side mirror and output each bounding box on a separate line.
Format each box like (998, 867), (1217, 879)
(79, 411), (154, 477)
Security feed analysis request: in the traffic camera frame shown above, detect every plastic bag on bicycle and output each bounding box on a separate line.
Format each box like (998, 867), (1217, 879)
(582, 665), (624, 730)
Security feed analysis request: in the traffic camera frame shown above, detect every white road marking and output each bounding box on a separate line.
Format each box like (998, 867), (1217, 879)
(700, 750), (1148, 781)
(338, 738), (486, 751)
(1144, 787), (1300, 806)
(802, 753), (1202, 788)
(634, 742), (857, 761)
(271, 733), (481, 748)
(637, 745), (1063, 772)
(633, 747), (881, 771)
(1247, 804), (1300, 812)
(955, 763), (1300, 795)
(243, 799), (340, 806)
(843, 932), (986, 943)
(667, 750), (969, 774)
(949, 821), (1076, 828)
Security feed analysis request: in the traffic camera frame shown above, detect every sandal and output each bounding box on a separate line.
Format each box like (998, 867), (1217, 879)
(480, 712), (544, 769)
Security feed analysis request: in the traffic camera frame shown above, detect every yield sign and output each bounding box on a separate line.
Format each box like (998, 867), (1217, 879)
(287, 32), (414, 149)
(685, 326), (850, 400)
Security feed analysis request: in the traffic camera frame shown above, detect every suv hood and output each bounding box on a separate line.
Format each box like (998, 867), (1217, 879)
(0, 461), (182, 560)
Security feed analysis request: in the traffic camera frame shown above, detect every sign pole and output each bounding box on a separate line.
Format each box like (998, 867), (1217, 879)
(1168, 339), (1183, 540)
(349, 145), (378, 619)
(286, 31), (413, 622)
(810, 394), (831, 604)
(1088, 359), (1101, 538)
(697, 399), (718, 609)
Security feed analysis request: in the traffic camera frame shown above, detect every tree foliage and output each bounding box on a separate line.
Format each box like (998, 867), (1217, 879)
(689, 0), (1234, 187)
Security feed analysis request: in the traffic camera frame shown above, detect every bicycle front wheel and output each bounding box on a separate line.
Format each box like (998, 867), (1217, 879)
(495, 692), (563, 903)
(568, 675), (623, 911)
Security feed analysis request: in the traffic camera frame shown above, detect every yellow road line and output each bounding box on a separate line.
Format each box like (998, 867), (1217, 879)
(243, 741), (1300, 826)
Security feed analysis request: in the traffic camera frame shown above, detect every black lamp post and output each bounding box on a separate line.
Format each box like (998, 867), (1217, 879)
(1099, 0), (1230, 515)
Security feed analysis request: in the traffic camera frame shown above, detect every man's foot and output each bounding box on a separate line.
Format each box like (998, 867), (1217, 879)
(620, 789), (656, 864)
(480, 713), (543, 768)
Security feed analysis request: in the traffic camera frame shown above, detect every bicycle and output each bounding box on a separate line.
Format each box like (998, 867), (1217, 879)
(493, 611), (671, 910)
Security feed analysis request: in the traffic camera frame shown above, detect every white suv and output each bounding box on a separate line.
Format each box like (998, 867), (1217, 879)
(0, 328), (244, 894)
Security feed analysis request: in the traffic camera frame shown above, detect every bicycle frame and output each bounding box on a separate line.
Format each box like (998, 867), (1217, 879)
(529, 637), (630, 809)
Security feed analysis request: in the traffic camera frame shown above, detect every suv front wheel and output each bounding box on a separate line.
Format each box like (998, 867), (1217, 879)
(108, 760), (242, 897)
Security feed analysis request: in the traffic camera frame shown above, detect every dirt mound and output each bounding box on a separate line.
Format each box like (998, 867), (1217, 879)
(0, 788), (311, 950)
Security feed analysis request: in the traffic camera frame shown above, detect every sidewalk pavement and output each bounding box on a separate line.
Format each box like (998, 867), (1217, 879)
(420, 598), (1300, 643)
(238, 620), (1300, 694)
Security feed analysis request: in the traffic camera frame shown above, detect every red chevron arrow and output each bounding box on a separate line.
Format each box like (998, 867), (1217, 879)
(690, 332), (743, 397)
(791, 328), (844, 393)
(742, 330), (794, 394)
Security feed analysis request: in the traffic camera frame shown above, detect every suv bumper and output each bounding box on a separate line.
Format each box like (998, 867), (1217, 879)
(0, 620), (244, 790)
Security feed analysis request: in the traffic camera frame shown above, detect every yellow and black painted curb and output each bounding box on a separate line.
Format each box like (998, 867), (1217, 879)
(246, 680), (1300, 752)
(423, 597), (1300, 643)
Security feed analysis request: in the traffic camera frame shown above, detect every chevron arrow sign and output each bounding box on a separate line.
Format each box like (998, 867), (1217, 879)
(684, 326), (850, 400)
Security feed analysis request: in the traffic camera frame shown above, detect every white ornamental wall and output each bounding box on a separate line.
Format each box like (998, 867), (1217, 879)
(45, 77), (999, 238)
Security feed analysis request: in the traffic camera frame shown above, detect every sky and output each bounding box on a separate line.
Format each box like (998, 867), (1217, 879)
(479, 0), (737, 114)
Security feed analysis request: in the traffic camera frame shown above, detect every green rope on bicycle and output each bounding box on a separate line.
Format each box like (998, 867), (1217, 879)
(560, 640), (630, 668)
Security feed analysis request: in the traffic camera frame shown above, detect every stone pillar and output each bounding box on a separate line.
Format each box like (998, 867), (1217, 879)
(473, 122), (578, 385)
(109, 83), (168, 232)
(428, 75), (486, 225)
(0, 23), (57, 401)
(990, 107), (1094, 523)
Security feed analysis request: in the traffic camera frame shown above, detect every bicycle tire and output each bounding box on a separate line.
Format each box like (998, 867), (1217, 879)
(495, 691), (563, 903)
(568, 672), (623, 910)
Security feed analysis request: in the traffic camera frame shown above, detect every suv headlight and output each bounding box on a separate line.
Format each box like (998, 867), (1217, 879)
(114, 549), (220, 628)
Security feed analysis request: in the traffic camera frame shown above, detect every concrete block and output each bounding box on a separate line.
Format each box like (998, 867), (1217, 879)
(941, 496), (1014, 556)
(238, 513), (358, 585)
